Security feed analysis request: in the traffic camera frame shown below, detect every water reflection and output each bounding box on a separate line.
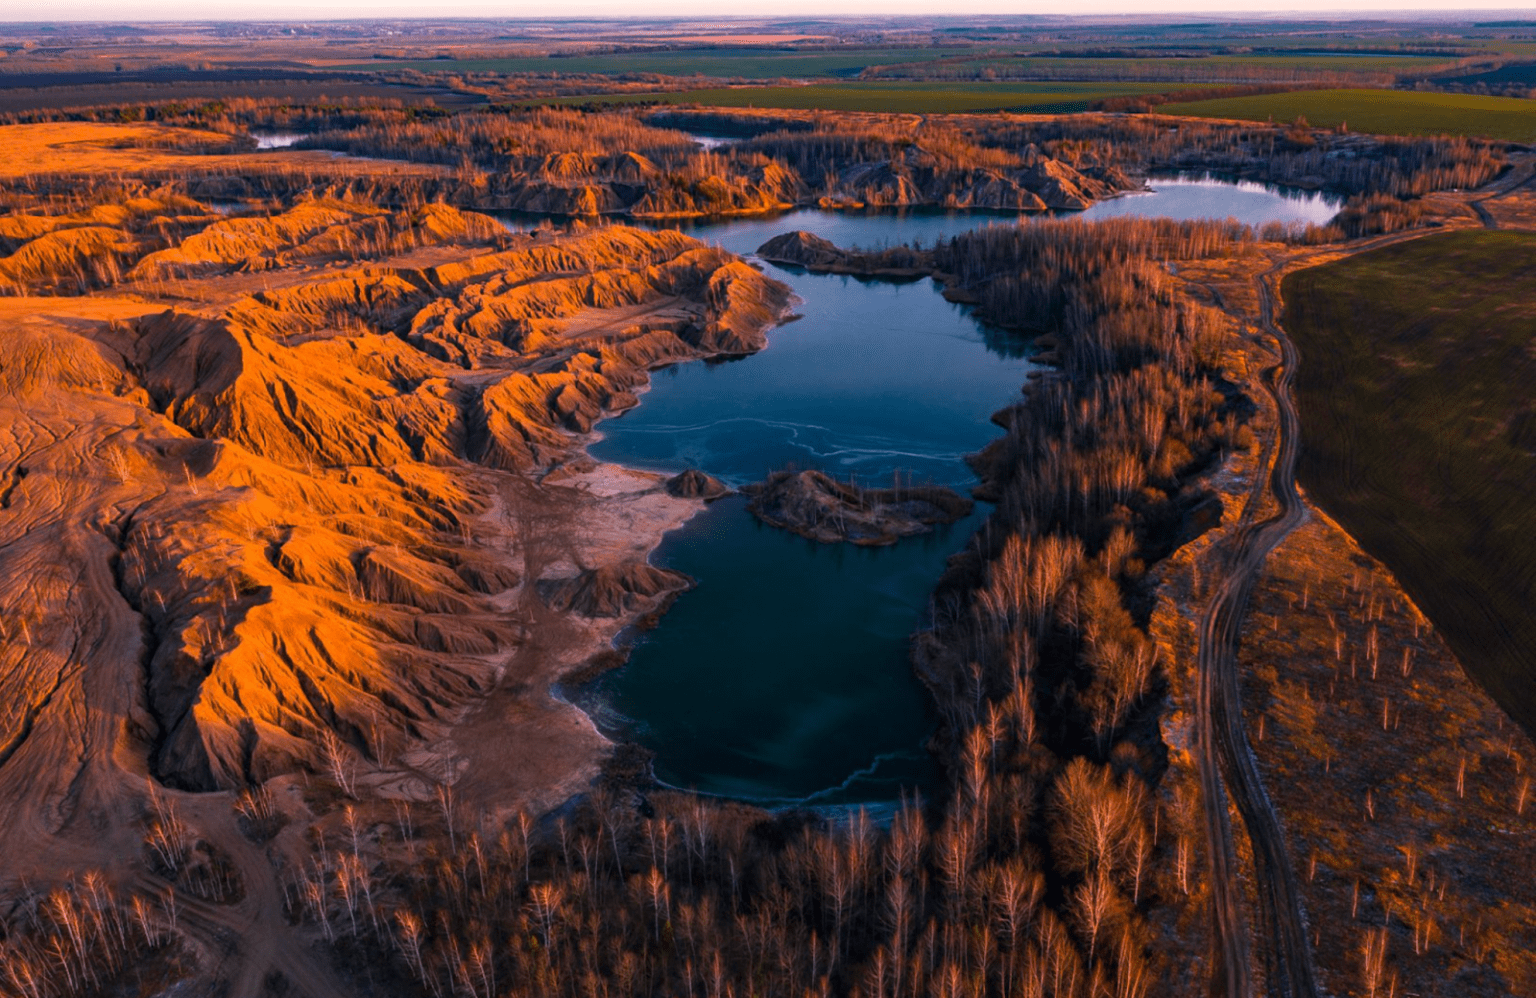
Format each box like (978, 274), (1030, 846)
(252, 132), (303, 150)
(686, 133), (737, 151)
(1080, 175), (1343, 227)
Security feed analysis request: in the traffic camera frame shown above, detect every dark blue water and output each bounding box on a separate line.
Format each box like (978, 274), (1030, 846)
(575, 211), (1035, 806)
(578, 495), (984, 806)
(572, 183), (1338, 808)
(580, 211), (1037, 807)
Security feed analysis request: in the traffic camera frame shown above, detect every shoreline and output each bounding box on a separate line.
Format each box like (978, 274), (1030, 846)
(544, 249), (1033, 815)
(431, 288), (801, 823)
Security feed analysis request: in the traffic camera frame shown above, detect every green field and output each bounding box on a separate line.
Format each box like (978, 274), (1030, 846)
(343, 47), (972, 79)
(1163, 88), (1536, 142)
(899, 53), (1456, 81)
(1283, 230), (1536, 736)
(536, 81), (1205, 114)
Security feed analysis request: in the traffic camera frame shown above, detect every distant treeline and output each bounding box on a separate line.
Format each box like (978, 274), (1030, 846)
(929, 113), (1506, 198)
(851, 48), (1486, 88)
(0, 101), (1506, 234)
(1088, 83), (1309, 113)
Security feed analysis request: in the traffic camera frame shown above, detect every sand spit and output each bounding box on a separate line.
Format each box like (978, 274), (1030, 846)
(381, 461), (710, 822)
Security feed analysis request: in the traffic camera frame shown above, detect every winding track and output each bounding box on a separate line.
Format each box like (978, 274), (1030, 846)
(1192, 155), (1535, 997)
(129, 798), (353, 998)
(1193, 260), (1317, 998)
(1473, 156), (1536, 229)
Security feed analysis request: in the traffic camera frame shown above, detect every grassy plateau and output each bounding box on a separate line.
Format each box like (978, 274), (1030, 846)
(1163, 88), (1536, 142)
(1283, 229), (1536, 736)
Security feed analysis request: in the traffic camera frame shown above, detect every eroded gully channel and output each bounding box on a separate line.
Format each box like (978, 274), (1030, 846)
(546, 179), (1342, 811)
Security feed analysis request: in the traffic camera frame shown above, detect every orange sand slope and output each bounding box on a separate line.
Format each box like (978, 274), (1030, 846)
(0, 199), (789, 868)
(0, 121), (445, 180)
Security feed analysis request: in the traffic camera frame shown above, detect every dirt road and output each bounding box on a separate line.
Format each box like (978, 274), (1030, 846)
(1192, 257), (1317, 998)
(1187, 151), (1536, 996)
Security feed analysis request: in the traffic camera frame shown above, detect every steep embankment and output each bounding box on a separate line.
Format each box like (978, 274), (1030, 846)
(491, 133), (1123, 216)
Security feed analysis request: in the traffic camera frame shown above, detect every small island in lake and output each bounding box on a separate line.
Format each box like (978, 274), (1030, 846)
(741, 468), (973, 545)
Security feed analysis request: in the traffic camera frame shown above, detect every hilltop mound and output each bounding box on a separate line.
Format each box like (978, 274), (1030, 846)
(755, 231), (845, 268)
(132, 199), (385, 277)
(757, 230), (928, 277)
(0, 224), (139, 289)
(537, 562), (692, 618)
(665, 468), (730, 500)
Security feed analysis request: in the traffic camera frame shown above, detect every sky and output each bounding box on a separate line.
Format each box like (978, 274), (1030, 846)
(7, 2), (1536, 21)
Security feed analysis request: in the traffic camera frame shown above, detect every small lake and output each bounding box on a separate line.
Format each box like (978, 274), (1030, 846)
(1080, 175), (1343, 228)
(688, 133), (738, 151)
(583, 212), (1037, 807)
(252, 132), (304, 150)
(569, 178), (1338, 808)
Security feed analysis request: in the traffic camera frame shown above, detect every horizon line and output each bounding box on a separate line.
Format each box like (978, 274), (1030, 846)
(9, 7), (1536, 27)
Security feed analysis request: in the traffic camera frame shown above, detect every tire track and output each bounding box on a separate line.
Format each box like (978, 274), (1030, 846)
(1190, 186), (1531, 995)
(1472, 156), (1536, 230)
(1193, 259), (1316, 998)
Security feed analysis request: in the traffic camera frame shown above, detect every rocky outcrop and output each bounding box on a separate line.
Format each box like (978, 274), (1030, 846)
(945, 173), (1049, 211)
(1021, 158), (1095, 211)
(538, 562), (691, 617)
(741, 469), (973, 546)
(665, 469), (730, 500)
(628, 161), (800, 218)
(757, 231), (927, 278)
(807, 140), (1124, 213)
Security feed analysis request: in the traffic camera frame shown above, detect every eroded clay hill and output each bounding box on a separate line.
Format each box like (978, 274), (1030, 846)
(0, 195), (789, 852)
(502, 127), (1122, 215)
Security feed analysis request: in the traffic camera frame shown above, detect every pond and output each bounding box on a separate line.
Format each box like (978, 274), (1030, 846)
(687, 133), (738, 151)
(580, 215), (1036, 808)
(252, 132), (304, 150)
(570, 178), (1340, 809)
(1079, 174), (1343, 228)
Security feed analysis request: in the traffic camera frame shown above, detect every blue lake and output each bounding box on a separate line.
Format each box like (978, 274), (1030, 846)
(570, 179), (1339, 807)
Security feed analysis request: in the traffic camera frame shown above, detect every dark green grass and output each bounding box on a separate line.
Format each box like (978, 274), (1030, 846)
(904, 53), (1454, 79)
(1438, 61), (1536, 86)
(1283, 230), (1536, 736)
(342, 47), (972, 79)
(534, 81), (1203, 114)
(1162, 88), (1536, 142)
